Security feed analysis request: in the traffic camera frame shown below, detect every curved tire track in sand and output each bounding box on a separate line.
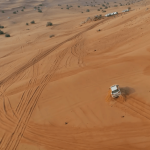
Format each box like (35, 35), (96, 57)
(0, 19), (107, 150)
(0, 19), (106, 88)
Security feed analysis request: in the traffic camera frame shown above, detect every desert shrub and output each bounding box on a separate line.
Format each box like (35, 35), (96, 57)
(105, 6), (108, 9)
(97, 9), (100, 11)
(61, 8), (63, 9)
(39, 4), (43, 6)
(0, 25), (4, 28)
(21, 9), (24, 11)
(102, 10), (106, 12)
(5, 33), (10, 37)
(86, 9), (90, 12)
(66, 7), (69, 9)
(2, 10), (4, 13)
(46, 22), (53, 26)
(114, 5), (118, 7)
(81, 12), (83, 13)
(34, 7), (37, 9)
(38, 9), (42, 13)
(26, 23), (28, 25)
(128, 7), (131, 9)
(50, 34), (54, 38)
(31, 20), (35, 24)
(58, 4), (61, 6)
(0, 30), (4, 34)
(13, 11), (16, 14)
(23, 6), (25, 9)
(100, 7), (102, 9)
(78, 6), (80, 8)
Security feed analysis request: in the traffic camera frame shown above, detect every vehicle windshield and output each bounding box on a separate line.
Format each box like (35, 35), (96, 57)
(112, 89), (119, 94)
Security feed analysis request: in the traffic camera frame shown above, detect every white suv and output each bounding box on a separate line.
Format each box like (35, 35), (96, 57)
(110, 85), (121, 98)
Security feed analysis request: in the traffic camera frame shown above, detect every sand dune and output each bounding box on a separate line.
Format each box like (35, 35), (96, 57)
(1, 0), (150, 149)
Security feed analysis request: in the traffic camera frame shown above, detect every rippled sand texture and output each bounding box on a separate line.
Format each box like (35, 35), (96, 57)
(1, 0), (150, 149)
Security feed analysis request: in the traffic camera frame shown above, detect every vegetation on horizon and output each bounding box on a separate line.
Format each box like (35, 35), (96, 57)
(46, 22), (53, 26)
(5, 33), (10, 37)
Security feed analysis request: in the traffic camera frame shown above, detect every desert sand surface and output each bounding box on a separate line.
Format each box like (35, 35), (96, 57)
(1, 0), (150, 149)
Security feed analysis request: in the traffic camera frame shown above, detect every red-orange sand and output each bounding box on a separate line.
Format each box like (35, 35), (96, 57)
(1, 0), (150, 149)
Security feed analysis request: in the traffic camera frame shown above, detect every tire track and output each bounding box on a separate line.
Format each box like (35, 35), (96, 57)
(0, 19), (107, 88)
(115, 97), (150, 121)
(0, 49), (68, 150)
(0, 18), (107, 150)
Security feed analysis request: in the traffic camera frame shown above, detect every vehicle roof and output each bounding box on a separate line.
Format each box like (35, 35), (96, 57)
(110, 85), (118, 91)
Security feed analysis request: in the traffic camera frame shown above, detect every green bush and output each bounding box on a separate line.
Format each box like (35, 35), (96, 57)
(39, 4), (43, 6)
(78, 6), (80, 8)
(46, 22), (53, 26)
(0, 25), (4, 28)
(50, 35), (54, 38)
(114, 5), (118, 7)
(58, 4), (61, 6)
(0, 30), (4, 34)
(13, 11), (16, 14)
(86, 9), (90, 12)
(2, 10), (4, 13)
(23, 6), (25, 9)
(26, 23), (28, 25)
(31, 20), (35, 24)
(38, 9), (42, 13)
(21, 9), (24, 11)
(97, 9), (100, 11)
(61, 8), (63, 9)
(5, 33), (10, 37)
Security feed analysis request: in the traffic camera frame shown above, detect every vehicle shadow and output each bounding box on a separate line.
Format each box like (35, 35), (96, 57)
(120, 87), (135, 101)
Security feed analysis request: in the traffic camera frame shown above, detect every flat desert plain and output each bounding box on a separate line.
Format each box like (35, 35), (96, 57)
(1, 0), (150, 149)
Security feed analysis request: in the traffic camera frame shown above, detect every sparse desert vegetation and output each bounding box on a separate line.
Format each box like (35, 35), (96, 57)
(46, 22), (53, 26)
(31, 20), (35, 24)
(38, 9), (42, 13)
(0, 30), (4, 34)
(0, 25), (4, 28)
(5, 33), (10, 37)
(50, 34), (54, 38)
(0, 0), (149, 150)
